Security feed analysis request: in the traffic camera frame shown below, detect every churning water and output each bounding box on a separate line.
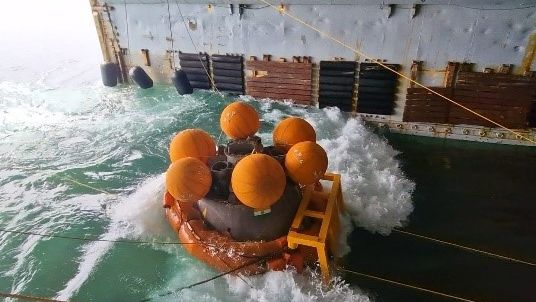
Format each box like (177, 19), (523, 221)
(2, 1), (535, 301)
(0, 75), (415, 301)
(0, 1), (416, 300)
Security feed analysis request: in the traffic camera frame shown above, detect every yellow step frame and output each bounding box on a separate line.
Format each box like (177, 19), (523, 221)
(287, 173), (345, 283)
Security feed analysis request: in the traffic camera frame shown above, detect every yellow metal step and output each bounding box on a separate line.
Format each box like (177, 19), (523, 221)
(286, 173), (344, 283)
(303, 210), (325, 219)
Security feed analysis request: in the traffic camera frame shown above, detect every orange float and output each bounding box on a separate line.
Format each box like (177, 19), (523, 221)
(220, 101), (260, 139)
(273, 117), (316, 152)
(169, 129), (216, 164)
(285, 141), (328, 185)
(166, 157), (212, 202)
(231, 154), (286, 210)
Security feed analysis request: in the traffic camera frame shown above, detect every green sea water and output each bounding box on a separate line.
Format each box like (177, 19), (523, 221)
(0, 83), (413, 301)
(1, 1), (535, 301)
(2, 79), (535, 302)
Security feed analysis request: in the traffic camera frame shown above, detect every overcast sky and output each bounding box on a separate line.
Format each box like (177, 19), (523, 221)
(0, 0), (102, 82)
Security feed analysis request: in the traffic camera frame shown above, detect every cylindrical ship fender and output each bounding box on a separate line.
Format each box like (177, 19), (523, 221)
(211, 54), (243, 63)
(129, 66), (153, 89)
(213, 69), (242, 77)
(100, 63), (119, 87)
(171, 69), (193, 95)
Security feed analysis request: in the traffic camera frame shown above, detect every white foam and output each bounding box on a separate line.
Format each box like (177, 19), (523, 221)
(56, 102), (414, 301)
(311, 108), (415, 236)
(255, 104), (415, 255)
(55, 231), (115, 300)
(111, 174), (173, 241)
(56, 175), (171, 299)
(155, 267), (370, 302)
(224, 268), (371, 302)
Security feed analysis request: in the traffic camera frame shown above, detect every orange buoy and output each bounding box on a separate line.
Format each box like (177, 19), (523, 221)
(220, 101), (260, 139)
(285, 141), (328, 186)
(166, 157), (212, 202)
(231, 154), (286, 210)
(273, 117), (316, 152)
(169, 129), (216, 164)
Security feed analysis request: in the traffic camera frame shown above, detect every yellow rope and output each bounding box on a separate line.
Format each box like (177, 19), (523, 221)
(0, 292), (67, 302)
(393, 229), (536, 267)
(174, 0), (222, 96)
(337, 266), (478, 302)
(62, 177), (114, 195)
(257, 0), (536, 145)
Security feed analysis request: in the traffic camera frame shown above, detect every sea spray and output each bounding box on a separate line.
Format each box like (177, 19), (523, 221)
(56, 175), (170, 299)
(55, 232), (116, 300)
(312, 108), (415, 235)
(255, 102), (415, 238)
(43, 92), (412, 301)
(154, 267), (371, 302)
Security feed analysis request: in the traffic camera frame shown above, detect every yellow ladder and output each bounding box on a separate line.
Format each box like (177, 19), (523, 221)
(287, 173), (345, 283)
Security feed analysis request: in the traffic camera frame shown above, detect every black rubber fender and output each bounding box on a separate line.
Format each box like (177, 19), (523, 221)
(360, 63), (400, 71)
(319, 69), (355, 77)
(357, 92), (395, 103)
(359, 78), (397, 87)
(358, 86), (397, 94)
(320, 61), (356, 71)
(214, 75), (243, 85)
(319, 83), (355, 92)
(359, 70), (398, 80)
(213, 69), (243, 77)
(129, 66), (153, 89)
(319, 75), (355, 85)
(182, 67), (209, 75)
(189, 81), (211, 89)
(180, 60), (209, 69)
(318, 96), (354, 105)
(215, 82), (243, 91)
(184, 73), (210, 82)
(100, 63), (119, 87)
(212, 61), (243, 71)
(211, 54), (243, 63)
(338, 104), (354, 112)
(357, 97), (394, 105)
(178, 52), (208, 61)
(171, 69), (193, 95)
(319, 90), (353, 98)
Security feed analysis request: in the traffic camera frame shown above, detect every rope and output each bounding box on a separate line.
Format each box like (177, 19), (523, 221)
(174, 0), (222, 96)
(0, 225), (269, 257)
(0, 224), (272, 256)
(257, 0), (536, 145)
(62, 177), (115, 195)
(166, 0), (176, 69)
(138, 255), (268, 302)
(337, 266), (478, 302)
(0, 228), (205, 246)
(0, 292), (67, 302)
(62, 171), (536, 268)
(393, 229), (536, 267)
